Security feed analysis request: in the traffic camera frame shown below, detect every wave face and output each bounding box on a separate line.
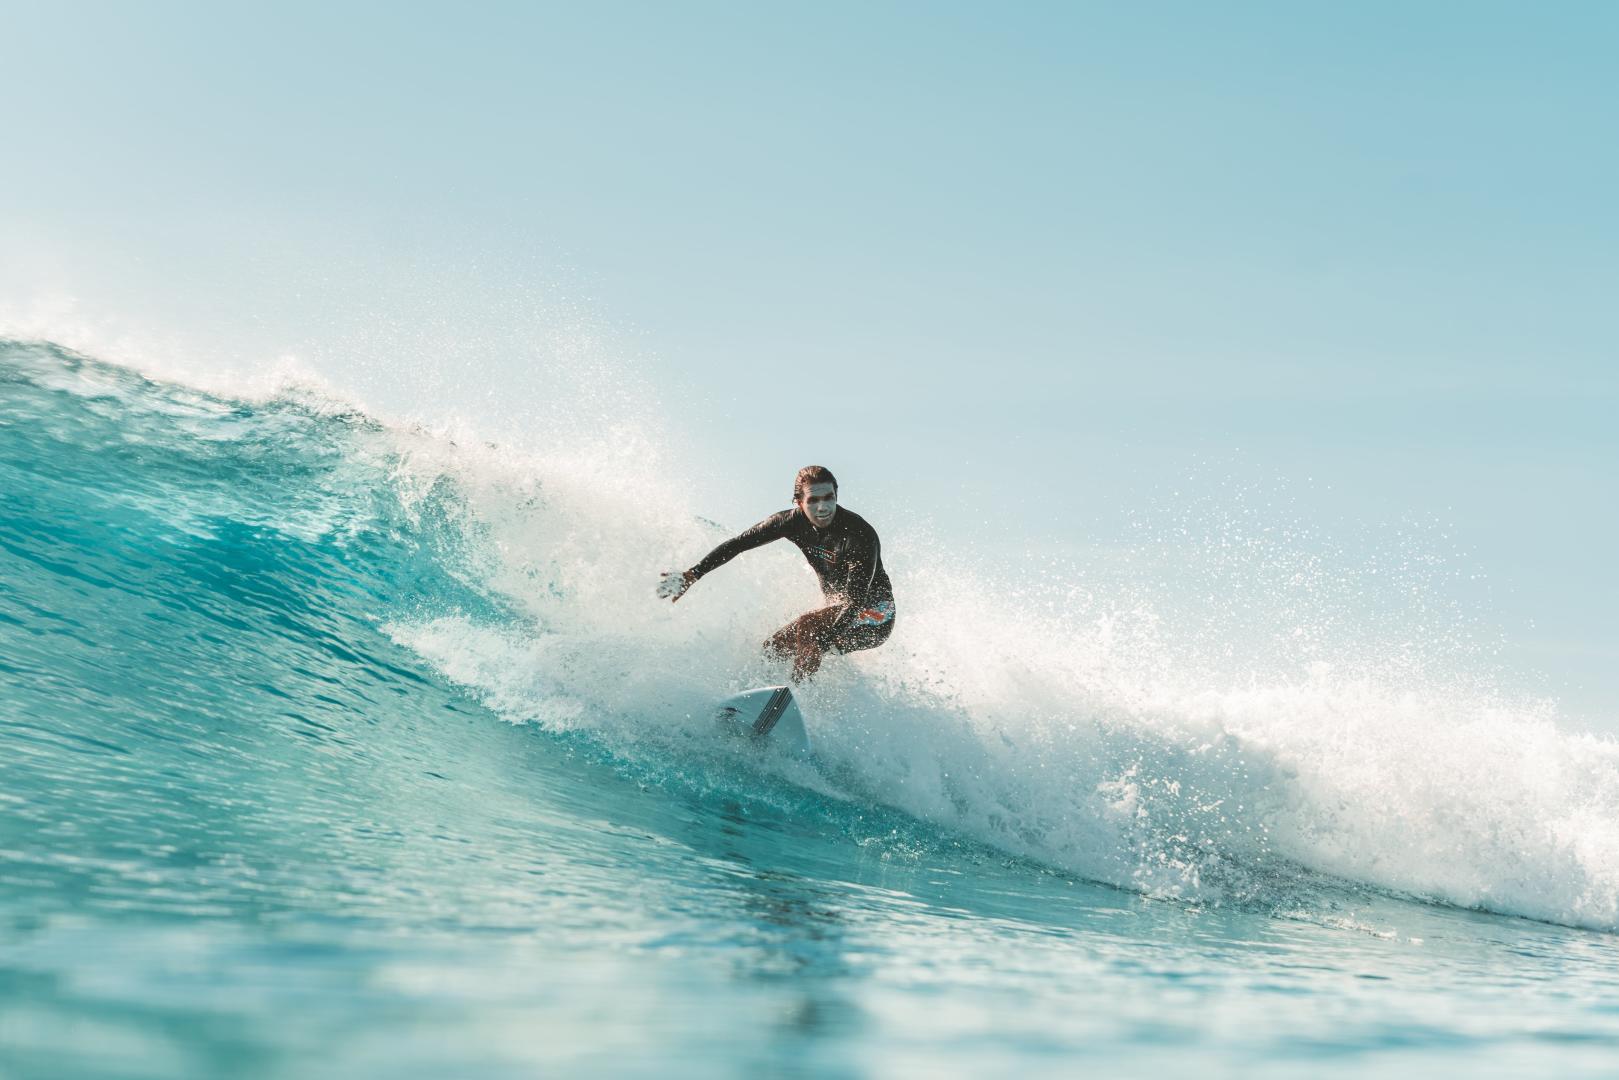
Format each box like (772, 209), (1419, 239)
(3, 335), (1618, 945)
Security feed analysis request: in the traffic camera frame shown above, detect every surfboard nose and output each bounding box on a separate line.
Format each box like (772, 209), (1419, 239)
(713, 686), (810, 756)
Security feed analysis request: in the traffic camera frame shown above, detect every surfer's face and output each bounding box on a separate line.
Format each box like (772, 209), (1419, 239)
(798, 482), (838, 528)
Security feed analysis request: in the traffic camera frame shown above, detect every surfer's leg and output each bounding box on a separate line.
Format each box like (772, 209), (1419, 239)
(763, 606), (844, 682)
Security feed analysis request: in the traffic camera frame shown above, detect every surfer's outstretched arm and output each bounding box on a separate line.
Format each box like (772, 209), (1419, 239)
(656, 511), (793, 603)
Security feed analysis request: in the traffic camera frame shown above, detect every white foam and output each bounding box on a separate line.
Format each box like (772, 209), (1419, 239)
(356, 403), (1619, 931)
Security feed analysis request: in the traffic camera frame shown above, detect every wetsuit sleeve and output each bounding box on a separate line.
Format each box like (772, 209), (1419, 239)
(688, 511), (793, 581)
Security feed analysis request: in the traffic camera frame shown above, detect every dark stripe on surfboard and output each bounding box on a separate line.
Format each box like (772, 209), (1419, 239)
(752, 687), (793, 737)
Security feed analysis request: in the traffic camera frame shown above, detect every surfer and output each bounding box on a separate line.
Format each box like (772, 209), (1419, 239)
(657, 465), (895, 681)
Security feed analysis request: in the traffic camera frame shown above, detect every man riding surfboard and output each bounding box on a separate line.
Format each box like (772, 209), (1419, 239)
(657, 465), (895, 682)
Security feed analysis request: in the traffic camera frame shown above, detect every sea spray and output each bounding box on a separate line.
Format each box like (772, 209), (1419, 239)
(7, 336), (1618, 931)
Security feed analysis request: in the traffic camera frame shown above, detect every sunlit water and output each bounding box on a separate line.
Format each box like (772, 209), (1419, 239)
(4, 340), (1618, 1078)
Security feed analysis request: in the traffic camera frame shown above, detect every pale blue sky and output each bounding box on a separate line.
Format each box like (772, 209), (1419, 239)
(4, 2), (1616, 720)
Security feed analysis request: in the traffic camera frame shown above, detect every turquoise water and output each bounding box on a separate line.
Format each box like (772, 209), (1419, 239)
(3, 339), (1619, 1078)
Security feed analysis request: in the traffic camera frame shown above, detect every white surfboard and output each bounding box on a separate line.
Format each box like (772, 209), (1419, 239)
(714, 685), (810, 756)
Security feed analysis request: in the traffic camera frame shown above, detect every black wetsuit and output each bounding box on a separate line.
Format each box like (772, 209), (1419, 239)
(688, 506), (895, 653)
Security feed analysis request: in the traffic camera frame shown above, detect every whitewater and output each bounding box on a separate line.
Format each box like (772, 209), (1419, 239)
(4, 337), (1619, 1078)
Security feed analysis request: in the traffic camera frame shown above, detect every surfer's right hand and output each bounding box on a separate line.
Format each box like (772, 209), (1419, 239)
(657, 570), (695, 602)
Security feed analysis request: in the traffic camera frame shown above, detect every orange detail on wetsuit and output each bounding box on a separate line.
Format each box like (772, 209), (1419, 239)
(853, 600), (895, 627)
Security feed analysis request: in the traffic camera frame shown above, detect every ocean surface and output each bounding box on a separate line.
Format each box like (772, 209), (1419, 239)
(4, 338), (1619, 1078)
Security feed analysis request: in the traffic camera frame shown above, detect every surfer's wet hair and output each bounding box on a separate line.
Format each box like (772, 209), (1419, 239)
(793, 465), (838, 502)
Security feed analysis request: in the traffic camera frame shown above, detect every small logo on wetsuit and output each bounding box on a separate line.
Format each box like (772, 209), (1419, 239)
(807, 544), (839, 565)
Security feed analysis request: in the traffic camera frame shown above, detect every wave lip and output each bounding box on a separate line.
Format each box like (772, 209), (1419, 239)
(4, 337), (1617, 934)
